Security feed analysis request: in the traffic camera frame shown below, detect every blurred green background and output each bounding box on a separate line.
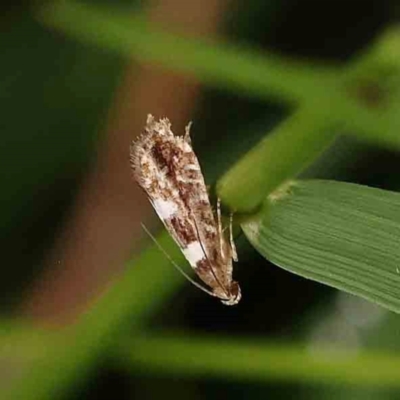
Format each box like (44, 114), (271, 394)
(2, 0), (400, 399)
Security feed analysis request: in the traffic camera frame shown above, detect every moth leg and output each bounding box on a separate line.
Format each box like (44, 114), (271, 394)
(184, 121), (193, 144)
(229, 212), (238, 262)
(217, 198), (225, 260)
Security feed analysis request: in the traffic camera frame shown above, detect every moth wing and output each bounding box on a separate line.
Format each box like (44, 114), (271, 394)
(147, 196), (207, 268)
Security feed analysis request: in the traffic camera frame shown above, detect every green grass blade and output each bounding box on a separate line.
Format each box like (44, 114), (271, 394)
(117, 332), (400, 387)
(7, 326), (400, 388)
(37, 2), (400, 150)
(217, 108), (337, 212)
(5, 232), (187, 400)
(37, 1), (337, 105)
(242, 180), (400, 313)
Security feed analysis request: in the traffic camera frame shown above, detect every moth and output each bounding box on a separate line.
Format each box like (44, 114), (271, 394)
(130, 115), (241, 305)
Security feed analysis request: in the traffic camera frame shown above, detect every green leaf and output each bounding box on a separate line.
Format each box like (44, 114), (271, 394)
(242, 180), (400, 313)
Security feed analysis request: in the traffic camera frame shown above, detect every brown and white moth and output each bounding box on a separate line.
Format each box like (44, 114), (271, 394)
(130, 115), (241, 305)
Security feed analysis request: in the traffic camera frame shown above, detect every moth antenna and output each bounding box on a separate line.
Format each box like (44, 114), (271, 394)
(140, 223), (219, 299)
(217, 198), (224, 260)
(229, 213), (238, 262)
(184, 121), (193, 144)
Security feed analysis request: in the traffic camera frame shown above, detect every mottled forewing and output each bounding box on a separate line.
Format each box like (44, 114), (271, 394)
(130, 116), (234, 298)
(131, 130), (196, 251)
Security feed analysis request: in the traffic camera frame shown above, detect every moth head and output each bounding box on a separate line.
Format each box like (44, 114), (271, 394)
(220, 281), (241, 306)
